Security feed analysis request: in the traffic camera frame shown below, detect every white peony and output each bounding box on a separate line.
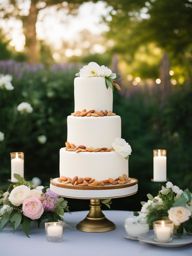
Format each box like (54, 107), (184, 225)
(37, 135), (47, 144)
(0, 131), (5, 142)
(29, 189), (42, 199)
(9, 185), (30, 206)
(79, 62), (101, 77)
(0, 74), (14, 91)
(17, 102), (33, 114)
(99, 65), (112, 77)
(112, 138), (132, 159)
(168, 207), (191, 226)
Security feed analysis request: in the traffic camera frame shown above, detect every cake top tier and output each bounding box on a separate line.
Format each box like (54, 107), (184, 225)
(74, 62), (118, 112)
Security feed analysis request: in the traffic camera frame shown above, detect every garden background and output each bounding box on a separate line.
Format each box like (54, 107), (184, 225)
(0, 0), (191, 211)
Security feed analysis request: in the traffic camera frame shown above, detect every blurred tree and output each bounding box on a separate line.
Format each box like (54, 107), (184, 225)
(0, 0), (93, 63)
(104, 0), (192, 81)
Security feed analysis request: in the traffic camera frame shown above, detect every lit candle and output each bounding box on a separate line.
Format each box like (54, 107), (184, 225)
(45, 222), (64, 242)
(153, 220), (173, 242)
(153, 149), (167, 182)
(10, 152), (24, 182)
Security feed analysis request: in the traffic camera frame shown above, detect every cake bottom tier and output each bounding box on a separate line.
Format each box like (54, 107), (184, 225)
(60, 148), (128, 181)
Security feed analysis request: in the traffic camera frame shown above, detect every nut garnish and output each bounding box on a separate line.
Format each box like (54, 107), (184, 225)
(65, 142), (113, 153)
(58, 175), (130, 187)
(71, 109), (116, 117)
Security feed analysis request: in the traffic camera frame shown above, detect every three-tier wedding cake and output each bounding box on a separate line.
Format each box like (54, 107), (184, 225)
(57, 62), (132, 188)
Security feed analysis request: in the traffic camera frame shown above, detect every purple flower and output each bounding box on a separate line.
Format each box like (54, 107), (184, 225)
(41, 189), (58, 211)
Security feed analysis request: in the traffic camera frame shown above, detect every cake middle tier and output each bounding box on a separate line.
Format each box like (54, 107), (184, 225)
(67, 115), (121, 148)
(60, 148), (128, 180)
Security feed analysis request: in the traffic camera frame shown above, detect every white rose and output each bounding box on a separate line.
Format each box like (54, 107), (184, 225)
(112, 138), (132, 159)
(79, 62), (101, 77)
(37, 135), (47, 144)
(17, 102), (33, 114)
(0, 131), (5, 142)
(29, 189), (42, 199)
(166, 181), (173, 189)
(99, 65), (112, 77)
(9, 185), (30, 206)
(168, 207), (191, 226)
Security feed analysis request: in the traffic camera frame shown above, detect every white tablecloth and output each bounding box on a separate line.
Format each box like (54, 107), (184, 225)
(0, 211), (192, 256)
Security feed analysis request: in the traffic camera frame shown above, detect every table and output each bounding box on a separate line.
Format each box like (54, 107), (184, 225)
(0, 211), (191, 256)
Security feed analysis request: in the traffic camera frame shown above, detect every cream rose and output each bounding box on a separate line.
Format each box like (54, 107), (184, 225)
(9, 185), (30, 206)
(112, 138), (132, 159)
(168, 207), (191, 226)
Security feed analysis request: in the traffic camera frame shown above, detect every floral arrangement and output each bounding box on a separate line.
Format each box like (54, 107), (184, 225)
(112, 138), (132, 159)
(76, 62), (120, 90)
(138, 182), (192, 234)
(0, 175), (68, 236)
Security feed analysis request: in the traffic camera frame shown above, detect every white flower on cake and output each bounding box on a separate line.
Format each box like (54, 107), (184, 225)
(168, 207), (191, 226)
(76, 62), (118, 90)
(78, 62), (101, 77)
(17, 102), (33, 114)
(8, 185), (30, 206)
(0, 131), (5, 142)
(112, 138), (132, 159)
(0, 74), (14, 91)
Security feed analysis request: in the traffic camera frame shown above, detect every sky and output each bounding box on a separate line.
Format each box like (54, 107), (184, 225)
(0, 1), (109, 52)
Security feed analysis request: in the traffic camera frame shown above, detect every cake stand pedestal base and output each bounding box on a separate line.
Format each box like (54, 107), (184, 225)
(76, 199), (115, 232)
(50, 177), (138, 233)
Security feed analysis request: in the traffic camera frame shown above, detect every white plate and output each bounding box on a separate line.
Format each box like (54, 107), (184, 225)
(138, 231), (192, 248)
(124, 234), (139, 241)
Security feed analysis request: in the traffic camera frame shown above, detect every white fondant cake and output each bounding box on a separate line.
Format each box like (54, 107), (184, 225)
(74, 77), (113, 112)
(60, 148), (128, 180)
(59, 62), (132, 185)
(67, 115), (121, 148)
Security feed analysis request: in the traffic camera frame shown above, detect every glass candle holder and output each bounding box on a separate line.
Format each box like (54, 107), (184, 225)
(124, 217), (149, 237)
(10, 152), (24, 182)
(153, 149), (167, 182)
(153, 220), (174, 242)
(45, 222), (64, 242)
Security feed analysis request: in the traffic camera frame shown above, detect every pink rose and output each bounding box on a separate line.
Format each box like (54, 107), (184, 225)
(22, 197), (44, 220)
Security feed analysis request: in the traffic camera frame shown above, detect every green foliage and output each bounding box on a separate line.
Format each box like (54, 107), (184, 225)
(101, 199), (112, 209)
(105, 0), (192, 80)
(0, 65), (77, 184)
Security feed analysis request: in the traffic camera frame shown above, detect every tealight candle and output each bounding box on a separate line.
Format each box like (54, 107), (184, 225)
(153, 149), (167, 182)
(124, 217), (149, 237)
(153, 220), (174, 242)
(45, 222), (64, 242)
(10, 152), (24, 182)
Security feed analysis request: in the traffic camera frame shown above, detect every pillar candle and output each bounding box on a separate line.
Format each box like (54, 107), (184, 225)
(10, 152), (24, 182)
(153, 149), (167, 182)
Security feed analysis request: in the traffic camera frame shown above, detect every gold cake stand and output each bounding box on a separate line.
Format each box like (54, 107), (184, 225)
(50, 178), (138, 233)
